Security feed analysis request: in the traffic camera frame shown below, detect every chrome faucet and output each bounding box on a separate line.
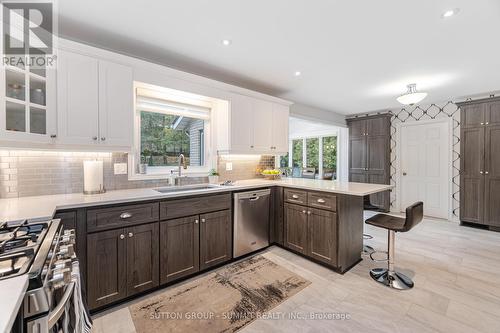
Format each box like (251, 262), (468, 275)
(178, 154), (187, 175)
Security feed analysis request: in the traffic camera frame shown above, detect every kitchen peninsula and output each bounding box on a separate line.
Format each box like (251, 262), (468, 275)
(0, 178), (392, 312)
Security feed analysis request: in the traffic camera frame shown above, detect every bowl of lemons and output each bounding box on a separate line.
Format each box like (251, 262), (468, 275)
(261, 169), (281, 180)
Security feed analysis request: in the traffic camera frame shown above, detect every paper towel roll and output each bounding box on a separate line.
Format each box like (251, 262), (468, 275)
(83, 160), (105, 194)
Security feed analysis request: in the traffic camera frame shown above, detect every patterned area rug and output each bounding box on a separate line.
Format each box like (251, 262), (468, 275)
(129, 255), (310, 332)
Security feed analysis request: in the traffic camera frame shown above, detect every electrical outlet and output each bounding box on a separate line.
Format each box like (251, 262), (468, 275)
(114, 163), (128, 175)
(226, 162), (233, 171)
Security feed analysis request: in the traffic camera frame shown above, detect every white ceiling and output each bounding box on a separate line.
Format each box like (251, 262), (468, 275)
(58, 0), (500, 115)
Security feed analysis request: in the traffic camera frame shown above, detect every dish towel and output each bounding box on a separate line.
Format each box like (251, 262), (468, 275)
(71, 260), (93, 333)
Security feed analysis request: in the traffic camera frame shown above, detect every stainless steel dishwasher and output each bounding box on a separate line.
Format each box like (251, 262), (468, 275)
(233, 189), (271, 258)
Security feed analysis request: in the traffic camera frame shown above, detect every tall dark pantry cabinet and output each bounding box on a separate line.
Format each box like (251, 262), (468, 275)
(458, 97), (500, 231)
(347, 114), (391, 212)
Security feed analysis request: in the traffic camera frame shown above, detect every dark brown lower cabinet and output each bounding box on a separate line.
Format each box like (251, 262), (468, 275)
(284, 203), (308, 254)
(87, 228), (127, 309)
(87, 223), (159, 309)
(126, 223), (159, 296)
(308, 208), (337, 266)
(200, 210), (232, 270)
(284, 203), (338, 268)
(160, 216), (200, 284)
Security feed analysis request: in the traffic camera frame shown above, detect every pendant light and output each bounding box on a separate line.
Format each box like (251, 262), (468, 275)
(396, 84), (427, 105)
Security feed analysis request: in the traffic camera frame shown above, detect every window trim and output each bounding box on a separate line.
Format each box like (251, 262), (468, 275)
(128, 85), (215, 180)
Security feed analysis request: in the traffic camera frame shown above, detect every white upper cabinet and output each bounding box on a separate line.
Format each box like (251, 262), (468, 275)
(271, 103), (289, 152)
(221, 93), (290, 154)
(57, 50), (133, 149)
(229, 94), (254, 151)
(0, 57), (57, 144)
(98, 61), (133, 147)
(252, 99), (274, 151)
(57, 50), (99, 145)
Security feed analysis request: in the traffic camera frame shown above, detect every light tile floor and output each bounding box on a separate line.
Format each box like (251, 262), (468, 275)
(92, 214), (500, 333)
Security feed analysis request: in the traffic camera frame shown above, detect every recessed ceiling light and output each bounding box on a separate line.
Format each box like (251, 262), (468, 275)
(221, 39), (232, 46)
(442, 8), (460, 18)
(294, 71), (302, 77)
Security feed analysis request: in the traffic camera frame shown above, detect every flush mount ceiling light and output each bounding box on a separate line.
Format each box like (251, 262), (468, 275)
(221, 39), (232, 46)
(442, 8), (460, 18)
(294, 71), (301, 77)
(396, 84), (427, 105)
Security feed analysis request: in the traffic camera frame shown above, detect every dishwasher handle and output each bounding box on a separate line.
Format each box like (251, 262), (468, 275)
(249, 196), (260, 201)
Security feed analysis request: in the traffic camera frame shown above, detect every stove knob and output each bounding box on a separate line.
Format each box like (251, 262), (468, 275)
(53, 258), (72, 270)
(60, 233), (75, 245)
(63, 229), (75, 236)
(50, 267), (72, 287)
(58, 244), (75, 258)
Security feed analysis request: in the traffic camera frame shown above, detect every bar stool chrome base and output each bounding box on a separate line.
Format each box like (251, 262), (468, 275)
(369, 268), (414, 290)
(362, 245), (375, 255)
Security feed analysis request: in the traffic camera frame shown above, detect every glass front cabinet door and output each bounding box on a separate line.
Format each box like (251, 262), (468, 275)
(0, 58), (56, 144)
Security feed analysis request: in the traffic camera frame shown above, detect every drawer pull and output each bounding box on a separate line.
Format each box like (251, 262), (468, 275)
(120, 212), (133, 219)
(128, 232), (133, 238)
(317, 198), (326, 203)
(292, 194), (299, 199)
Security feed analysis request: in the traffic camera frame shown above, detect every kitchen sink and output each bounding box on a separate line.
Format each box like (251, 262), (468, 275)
(154, 184), (220, 193)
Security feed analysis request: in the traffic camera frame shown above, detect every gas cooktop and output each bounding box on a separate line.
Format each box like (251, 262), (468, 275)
(0, 220), (50, 279)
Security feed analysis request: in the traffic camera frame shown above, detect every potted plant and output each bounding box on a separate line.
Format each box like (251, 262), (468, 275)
(208, 168), (219, 184)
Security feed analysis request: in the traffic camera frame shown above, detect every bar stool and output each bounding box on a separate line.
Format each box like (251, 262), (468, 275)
(365, 202), (423, 290)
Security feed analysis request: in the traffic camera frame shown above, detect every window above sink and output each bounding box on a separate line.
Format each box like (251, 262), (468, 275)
(129, 82), (227, 180)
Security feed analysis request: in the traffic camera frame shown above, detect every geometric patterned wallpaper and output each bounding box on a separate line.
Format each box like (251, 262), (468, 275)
(389, 102), (461, 218)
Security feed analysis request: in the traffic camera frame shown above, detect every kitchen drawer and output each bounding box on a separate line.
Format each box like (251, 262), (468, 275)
(308, 192), (337, 211)
(284, 189), (307, 205)
(160, 194), (231, 220)
(87, 202), (159, 232)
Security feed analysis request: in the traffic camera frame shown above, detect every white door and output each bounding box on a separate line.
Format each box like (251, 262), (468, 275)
(57, 50), (99, 145)
(271, 103), (289, 153)
(98, 60), (133, 148)
(400, 121), (449, 219)
(230, 94), (253, 151)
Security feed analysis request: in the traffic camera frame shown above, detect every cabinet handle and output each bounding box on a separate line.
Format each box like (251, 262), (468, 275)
(485, 171), (489, 175)
(128, 232), (133, 238)
(307, 211), (311, 215)
(50, 134), (57, 138)
(201, 218), (206, 223)
(302, 210), (306, 214)
(317, 198), (326, 203)
(120, 212), (132, 219)
(119, 234), (125, 240)
(195, 219), (199, 224)
(480, 171), (484, 174)
(92, 136), (98, 141)
(101, 137), (106, 141)
(481, 122), (484, 125)
(486, 122), (489, 125)
(250, 145), (254, 148)
(292, 194), (299, 199)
